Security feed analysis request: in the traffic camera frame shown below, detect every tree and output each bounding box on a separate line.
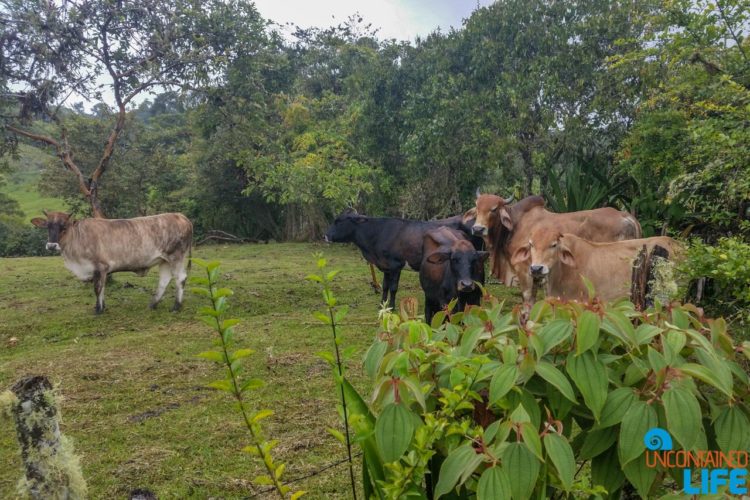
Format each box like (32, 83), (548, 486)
(615, 0), (750, 238)
(0, 0), (265, 217)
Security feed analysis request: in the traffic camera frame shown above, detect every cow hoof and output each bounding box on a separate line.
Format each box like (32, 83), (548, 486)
(95, 306), (104, 315)
(149, 302), (158, 310)
(171, 303), (182, 312)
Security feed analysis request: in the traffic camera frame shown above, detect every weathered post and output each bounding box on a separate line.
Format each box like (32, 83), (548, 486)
(9, 375), (87, 499)
(631, 245), (671, 309)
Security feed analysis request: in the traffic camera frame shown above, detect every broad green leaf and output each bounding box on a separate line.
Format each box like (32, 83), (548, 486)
(240, 378), (264, 392)
(535, 361), (576, 403)
(544, 433), (575, 491)
(576, 310), (600, 354)
(477, 465), (511, 500)
(207, 379), (233, 392)
(327, 428), (346, 444)
(502, 442), (540, 500)
(596, 387), (637, 429)
(230, 348), (254, 362)
(363, 340), (388, 379)
(375, 403), (414, 463)
(566, 351), (608, 421)
(538, 319), (574, 355)
(580, 428), (617, 460)
(663, 330), (686, 364)
(623, 457), (657, 498)
(662, 387), (702, 450)
(341, 379), (385, 487)
(434, 444), (481, 499)
(591, 445), (625, 495)
(647, 346), (667, 372)
(252, 409), (273, 422)
(400, 377), (426, 411)
(634, 323), (662, 345)
(679, 363), (732, 397)
(521, 422), (543, 460)
(714, 406), (750, 453)
(618, 400), (657, 466)
(489, 363), (518, 405)
(196, 350), (224, 362)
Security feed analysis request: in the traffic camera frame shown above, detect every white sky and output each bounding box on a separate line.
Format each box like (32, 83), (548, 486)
(253, 0), (495, 42)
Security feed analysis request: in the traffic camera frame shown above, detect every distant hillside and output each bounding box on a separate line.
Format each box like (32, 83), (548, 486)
(1, 142), (68, 218)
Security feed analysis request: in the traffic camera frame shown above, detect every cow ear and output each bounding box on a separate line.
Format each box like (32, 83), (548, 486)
(31, 217), (48, 228)
(477, 251), (490, 263)
(426, 251), (450, 264)
(500, 207), (513, 231)
(511, 245), (530, 265)
(559, 245), (576, 266)
(463, 206), (476, 223)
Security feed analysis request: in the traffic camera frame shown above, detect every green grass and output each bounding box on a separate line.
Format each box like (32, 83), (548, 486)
(0, 243), (517, 498)
(1, 143), (68, 218)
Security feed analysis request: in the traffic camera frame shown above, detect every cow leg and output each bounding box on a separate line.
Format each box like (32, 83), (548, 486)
(424, 298), (438, 325)
(170, 258), (188, 312)
(93, 269), (107, 314)
(388, 270), (401, 310)
(150, 262), (172, 310)
(380, 271), (391, 306)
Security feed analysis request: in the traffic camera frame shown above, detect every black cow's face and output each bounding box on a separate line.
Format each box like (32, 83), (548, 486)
(31, 211), (73, 252)
(427, 244), (489, 292)
(324, 214), (368, 242)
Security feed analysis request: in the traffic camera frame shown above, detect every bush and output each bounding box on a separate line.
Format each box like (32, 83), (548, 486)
(680, 237), (750, 337)
(347, 295), (750, 498)
(0, 218), (47, 257)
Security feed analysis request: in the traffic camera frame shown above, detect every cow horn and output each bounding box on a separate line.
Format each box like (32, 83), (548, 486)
(503, 194), (515, 204)
(476, 187), (481, 199)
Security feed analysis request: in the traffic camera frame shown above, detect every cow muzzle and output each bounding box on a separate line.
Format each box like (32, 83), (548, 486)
(457, 279), (475, 292)
(530, 264), (549, 278)
(46, 242), (61, 252)
(472, 224), (487, 236)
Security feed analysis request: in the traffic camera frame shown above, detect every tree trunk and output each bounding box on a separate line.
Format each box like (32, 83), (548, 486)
(520, 146), (534, 196)
(10, 376), (87, 499)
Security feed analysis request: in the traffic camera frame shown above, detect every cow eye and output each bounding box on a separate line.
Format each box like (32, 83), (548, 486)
(551, 242), (557, 248)
(490, 206), (498, 213)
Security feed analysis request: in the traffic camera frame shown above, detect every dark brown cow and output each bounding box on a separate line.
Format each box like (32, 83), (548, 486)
(522, 230), (681, 301)
(31, 211), (192, 313)
(419, 227), (488, 324)
(473, 194), (642, 304)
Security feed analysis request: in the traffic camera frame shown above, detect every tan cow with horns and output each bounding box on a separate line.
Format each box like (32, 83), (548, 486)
(32, 211), (193, 314)
(520, 230), (681, 302)
(472, 193), (642, 304)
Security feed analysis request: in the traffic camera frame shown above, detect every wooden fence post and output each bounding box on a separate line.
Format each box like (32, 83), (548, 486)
(10, 375), (87, 499)
(630, 245), (670, 310)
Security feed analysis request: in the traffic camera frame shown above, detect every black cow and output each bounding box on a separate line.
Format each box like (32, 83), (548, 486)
(420, 227), (488, 324)
(324, 211), (478, 309)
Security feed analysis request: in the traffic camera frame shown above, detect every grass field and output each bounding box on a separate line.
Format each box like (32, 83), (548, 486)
(0, 242), (516, 498)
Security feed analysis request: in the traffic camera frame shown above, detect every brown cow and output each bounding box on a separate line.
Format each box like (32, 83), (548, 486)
(519, 231), (681, 301)
(31, 211), (192, 313)
(473, 194), (642, 303)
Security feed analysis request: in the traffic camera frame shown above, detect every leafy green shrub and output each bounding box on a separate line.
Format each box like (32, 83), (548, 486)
(0, 218), (47, 257)
(346, 294), (749, 498)
(680, 238), (750, 336)
(191, 259), (304, 499)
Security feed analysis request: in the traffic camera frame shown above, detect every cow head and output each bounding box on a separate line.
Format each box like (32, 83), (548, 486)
(324, 212), (368, 242)
(31, 211), (74, 252)
(426, 240), (489, 292)
(473, 193), (514, 237)
(513, 229), (575, 282)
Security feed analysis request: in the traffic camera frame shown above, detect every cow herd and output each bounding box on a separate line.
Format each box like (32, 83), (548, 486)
(324, 192), (680, 320)
(30, 192), (679, 317)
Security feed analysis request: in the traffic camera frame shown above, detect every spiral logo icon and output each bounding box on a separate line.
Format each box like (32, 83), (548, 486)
(644, 427), (673, 451)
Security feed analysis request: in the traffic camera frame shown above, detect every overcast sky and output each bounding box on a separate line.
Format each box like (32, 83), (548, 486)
(253, 0), (495, 42)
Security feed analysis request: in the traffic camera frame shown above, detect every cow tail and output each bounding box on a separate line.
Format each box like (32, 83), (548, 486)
(188, 244), (192, 272)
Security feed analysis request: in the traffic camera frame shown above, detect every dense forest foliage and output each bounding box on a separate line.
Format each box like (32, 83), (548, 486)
(1, 0), (748, 245)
